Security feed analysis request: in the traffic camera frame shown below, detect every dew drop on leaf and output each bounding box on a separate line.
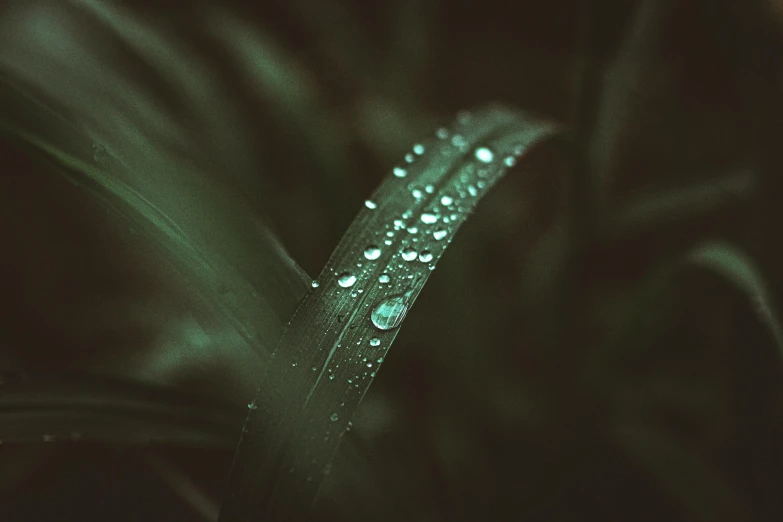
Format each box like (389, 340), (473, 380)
(425, 184), (434, 194)
(475, 147), (494, 163)
(412, 188), (423, 199)
(413, 144), (425, 155)
(364, 245), (382, 260)
(379, 274), (391, 284)
(393, 167), (407, 178)
(421, 212), (438, 224)
(504, 156), (517, 167)
(451, 134), (468, 150)
(407, 226), (418, 234)
(405, 153), (415, 163)
(371, 295), (409, 330)
(369, 337), (381, 347)
(401, 248), (417, 261)
(419, 250), (433, 263)
(311, 280), (320, 288)
(436, 127), (449, 139)
(330, 413), (339, 422)
(337, 273), (357, 288)
(433, 228), (448, 241)
(365, 200), (377, 209)
(440, 195), (453, 206)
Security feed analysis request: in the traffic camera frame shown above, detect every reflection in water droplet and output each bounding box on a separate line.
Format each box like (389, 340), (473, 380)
(371, 295), (409, 330)
(401, 248), (417, 261)
(370, 337), (381, 347)
(413, 144), (425, 155)
(379, 273), (391, 284)
(337, 273), (357, 288)
(330, 413), (339, 422)
(433, 228), (448, 241)
(364, 245), (382, 260)
(311, 280), (320, 288)
(475, 147), (494, 163)
(419, 250), (433, 263)
(365, 200), (377, 209)
(393, 167), (407, 178)
(440, 195), (453, 206)
(421, 213), (438, 224)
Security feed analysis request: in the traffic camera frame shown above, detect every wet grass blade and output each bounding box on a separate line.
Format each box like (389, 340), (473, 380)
(0, 371), (243, 448)
(219, 108), (559, 521)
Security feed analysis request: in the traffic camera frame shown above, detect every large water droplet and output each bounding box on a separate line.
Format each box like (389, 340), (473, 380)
(475, 147), (494, 163)
(364, 245), (381, 260)
(365, 200), (377, 209)
(393, 167), (407, 178)
(337, 273), (357, 288)
(421, 212), (438, 224)
(433, 228), (448, 241)
(371, 295), (409, 330)
(311, 280), (320, 288)
(369, 337), (381, 347)
(407, 226), (418, 234)
(412, 188), (423, 199)
(379, 273), (391, 284)
(440, 195), (453, 206)
(419, 250), (433, 263)
(401, 248), (417, 261)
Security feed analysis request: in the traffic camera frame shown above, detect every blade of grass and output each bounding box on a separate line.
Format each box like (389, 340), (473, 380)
(689, 240), (783, 356)
(0, 77), (309, 359)
(219, 107), (559, 521)
(0, 371), (243, 447)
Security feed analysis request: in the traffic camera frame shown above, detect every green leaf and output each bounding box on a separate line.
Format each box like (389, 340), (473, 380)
(219, 108), (559, 521)
(0, 371), (243, 447)
(0, 0), (310, 361)
(688, 241), (783, 356)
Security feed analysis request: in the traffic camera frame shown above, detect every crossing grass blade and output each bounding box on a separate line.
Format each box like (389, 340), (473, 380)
(219, 107), (559, 521)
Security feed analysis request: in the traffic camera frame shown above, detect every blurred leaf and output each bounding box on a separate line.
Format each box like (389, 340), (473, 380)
(219, 108), (559, 521)
(689, 241), (783, 356)
(0, 371), (243, 447)
(0, 0), (311, 364)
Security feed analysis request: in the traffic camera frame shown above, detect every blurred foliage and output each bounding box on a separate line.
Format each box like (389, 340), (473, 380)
(0, 0), (782, 521)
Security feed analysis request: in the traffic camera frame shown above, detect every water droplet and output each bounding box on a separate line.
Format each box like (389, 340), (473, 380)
(513, 144), (525, 156)
(311, 280), (320, 288)
(504, 156), (517, 167)
(377, 357), (384, 363)
(379, 274), (391, 284)
(425, 184), (434, 194)
(440, 195), (453, 206)
(436, 127), (449, 139)
(393, 167), (407, 178)
(457, 111), (472, 124)
(384, 239), (392, 245)
(330, 413), (339, 422)
(337, 273), (357, 288)
(386, 231), (394, 237)
(371, 295), (410, 330)
(366, 363), (373, 368)
(433, 228), (448, 241)
(421, 213), (438, 224)
(413, 143), (425, 155)
(412, 188), (423, 199)
(364, 245), (381, 260)
(329, 374), (335, 380)
(92, 143), (107, 162)
(451, 134), (467, 150)
(405, 153), (415, 163)
(475, 147), (494, 163)
(393, 219), (404, 229)
(468, 185), (479, 197)
(369, 337), (381, 347)
(365, 199), (377, 209)
(248, 401), (258, 410)
(407, 226), (418, 234)
(401, 248), (417, 261)
(419, 250), (433, 263)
